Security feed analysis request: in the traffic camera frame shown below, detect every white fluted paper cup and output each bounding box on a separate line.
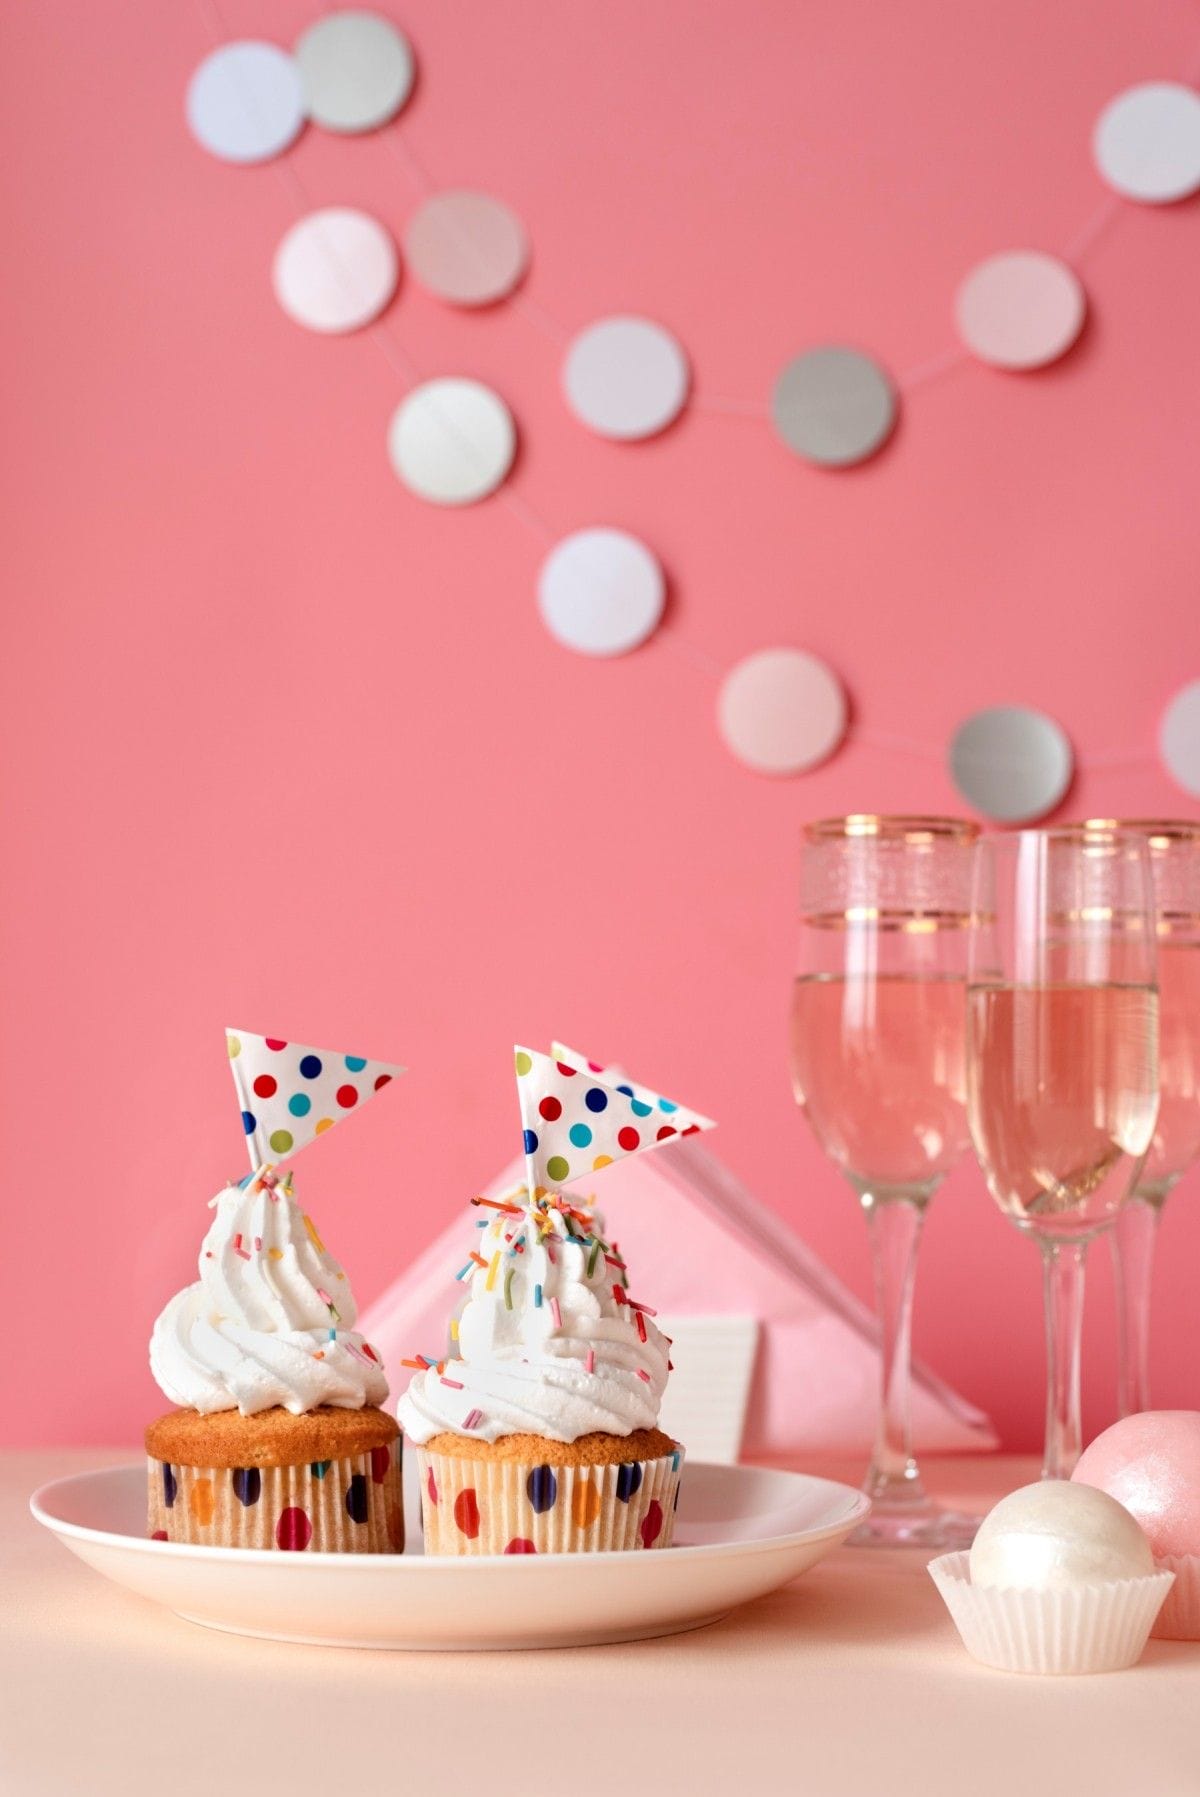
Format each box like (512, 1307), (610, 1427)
(929, 1551), (1174, 1674)
(1151, 1554), (1200, 1640)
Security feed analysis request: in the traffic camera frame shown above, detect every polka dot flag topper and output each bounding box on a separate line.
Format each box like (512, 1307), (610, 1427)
(514, 1043), (715, 1196)
(227, 1029), (404, 1171)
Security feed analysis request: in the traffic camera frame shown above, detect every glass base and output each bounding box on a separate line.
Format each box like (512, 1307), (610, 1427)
(848, 1504), (978, 1550)
(849, 1465), (979, 1549)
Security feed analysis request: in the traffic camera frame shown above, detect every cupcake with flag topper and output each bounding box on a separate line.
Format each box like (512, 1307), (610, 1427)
(398, 1043), (715, 1556)
(145, 1029), (406, 1553)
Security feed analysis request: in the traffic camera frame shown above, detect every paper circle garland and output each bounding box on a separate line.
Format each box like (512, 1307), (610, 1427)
(294, 10), (415, 134)
(186, 42), (305, 165)
(273, 209), (399, 334)
(717, 650), (847, 775)
(949, 706), (1074, 822)
(387, 379), (516, 505)
(955, 252), (1086, 370)
(771, 348), (896, 467)
(538, 529), (665, 657)
(562, 317), (690, 440)
(1094, 82), (1200, 204)
(1160, 680), (1200, 797)
(404, 191), (528, 306)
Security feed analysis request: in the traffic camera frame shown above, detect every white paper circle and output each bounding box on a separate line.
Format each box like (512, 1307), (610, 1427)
(1094, 82), (1200, 204)
(1161, 680), (1200, 797)
(273, 209), (399, 334)
(772, 348), (895, 467)
(717, 650), (846, 775)
(387, 379), (515, 505)
(562, 317), (690, 441)
(949, 706), (1073, 822)
(404, 191), (528, 307)
(956, 252), (1086, 370)
(538, 529), (665, 656)
(186, 41), (305, 165)
(295, 10), (414, 134)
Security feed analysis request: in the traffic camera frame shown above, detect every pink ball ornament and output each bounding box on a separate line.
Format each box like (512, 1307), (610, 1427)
(1073, 1411), (1200, 1558)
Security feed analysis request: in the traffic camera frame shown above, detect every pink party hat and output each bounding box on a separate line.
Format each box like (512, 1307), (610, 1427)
(514, 1042), (714, 1196)
(226, 1028), (404, 1172)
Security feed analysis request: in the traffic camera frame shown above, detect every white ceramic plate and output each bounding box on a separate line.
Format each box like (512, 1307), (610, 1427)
(31, 1461), (868, 1651)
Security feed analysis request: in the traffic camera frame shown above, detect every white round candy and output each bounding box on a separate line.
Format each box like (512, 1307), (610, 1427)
(970, 1481), (1154, 1592)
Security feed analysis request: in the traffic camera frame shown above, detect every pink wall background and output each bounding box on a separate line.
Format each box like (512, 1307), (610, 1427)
(4, 0), (1199, 1449)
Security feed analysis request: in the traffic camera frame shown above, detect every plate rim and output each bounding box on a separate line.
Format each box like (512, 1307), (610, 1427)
(31, 1460), (871, 1570)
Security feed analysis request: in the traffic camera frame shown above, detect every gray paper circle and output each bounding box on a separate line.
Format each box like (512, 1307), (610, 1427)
(295, 11), (414, 134)
(772, 347), (896, 467)
(949, 706), (1074, 823)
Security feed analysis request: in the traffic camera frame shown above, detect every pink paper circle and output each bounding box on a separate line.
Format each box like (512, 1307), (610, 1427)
(718, 649), (846, 775)
(404, 190), (528, 307)
(272, 208), (399, 334)
(955, 251), (1085, 370)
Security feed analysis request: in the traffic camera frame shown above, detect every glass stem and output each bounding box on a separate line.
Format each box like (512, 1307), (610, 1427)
(1040, 1238), (1088, 1480)
(859, 1188), (929, 1511)
(1112, 1195), (1163, 1419)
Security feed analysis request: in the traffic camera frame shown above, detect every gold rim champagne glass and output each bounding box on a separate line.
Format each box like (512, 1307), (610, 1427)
(791, 816), (980, 1548)
(966, 826), (1159, 1479)
(1104, 822), (1200, 1417)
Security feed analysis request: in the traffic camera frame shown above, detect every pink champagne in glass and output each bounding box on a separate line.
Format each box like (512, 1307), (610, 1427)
(791, 816), (979, 1548)
(1105, 823), (1200, 1416)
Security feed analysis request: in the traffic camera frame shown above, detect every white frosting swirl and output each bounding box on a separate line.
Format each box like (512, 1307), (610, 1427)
(150, 1178), (389, 1416)
(398, 1198), (668, 1444)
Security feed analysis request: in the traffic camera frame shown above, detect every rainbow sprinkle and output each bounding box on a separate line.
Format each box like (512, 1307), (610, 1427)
(549, 1297), (562, 1329)
(636, 1368), (651, 1383)
(440, 1376), (464, 1390)
(504, 1268), (515, 1310)
(303, 1214), (326, 1255)
(585, 1349), (595, 1375)
(463, 1408), (484, 1431)
(485, 1252), (501, 1292)
(534, 1283), (543, 1308)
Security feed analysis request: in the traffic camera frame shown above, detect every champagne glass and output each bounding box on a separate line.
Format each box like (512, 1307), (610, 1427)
(791, 815), (980, 1548)
(1105, 822), (1200, 1416)
(966, 827), (1159, 1480)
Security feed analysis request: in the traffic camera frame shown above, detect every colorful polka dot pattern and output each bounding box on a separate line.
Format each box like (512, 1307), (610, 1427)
(146, 1448), (403, 1553)
(226, 1028), (404, 1172)
(514, 1044), (714, 1193)
(416, 1447), (684, 1556)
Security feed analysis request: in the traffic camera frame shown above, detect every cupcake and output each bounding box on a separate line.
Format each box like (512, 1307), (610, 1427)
(398, 1043), (713, 1555)
(145, 1028), (404, 1553)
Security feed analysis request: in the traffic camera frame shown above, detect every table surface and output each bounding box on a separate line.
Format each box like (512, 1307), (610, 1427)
(7, 1449), (1199, 1797)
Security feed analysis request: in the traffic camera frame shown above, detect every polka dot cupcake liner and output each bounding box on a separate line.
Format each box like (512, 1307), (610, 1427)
(1152, 1555), (1200, 1641)
(146, 1445), (404, 1553)
(416, 1445), (683, 1556)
